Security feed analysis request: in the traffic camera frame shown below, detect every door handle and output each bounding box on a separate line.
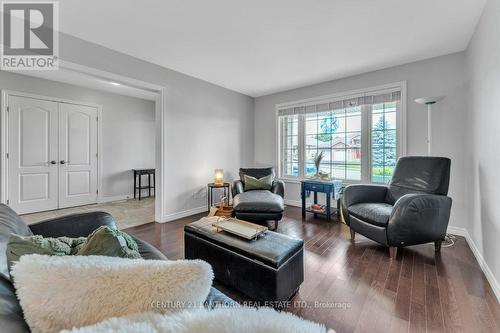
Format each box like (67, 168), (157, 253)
(50, 160), (57, 165)
(60, 160), (67, 164)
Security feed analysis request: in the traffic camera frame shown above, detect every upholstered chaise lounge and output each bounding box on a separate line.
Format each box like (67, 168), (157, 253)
(232, 167), (285, 230)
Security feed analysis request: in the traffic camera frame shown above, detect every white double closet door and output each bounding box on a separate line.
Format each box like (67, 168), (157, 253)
(8, 95), (98, 214)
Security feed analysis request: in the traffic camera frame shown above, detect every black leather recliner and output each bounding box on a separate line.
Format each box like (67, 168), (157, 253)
(232, 167), (285, 230)
(0, 204), (236, 332)
(341, 156), (452, 259)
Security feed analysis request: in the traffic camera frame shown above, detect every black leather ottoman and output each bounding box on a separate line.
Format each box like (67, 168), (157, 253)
(184, 218), (304, 302)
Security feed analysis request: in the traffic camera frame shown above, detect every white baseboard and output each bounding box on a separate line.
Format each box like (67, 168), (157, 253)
(446, 225), (468, 237)
(284, 199), (302, 207)
(447, 226), (500, 302)
(98, 194), (133, 203)
(162, 206), (207, 222)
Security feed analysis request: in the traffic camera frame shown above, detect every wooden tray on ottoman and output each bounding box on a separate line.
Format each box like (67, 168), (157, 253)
(212, 218), (267, 240)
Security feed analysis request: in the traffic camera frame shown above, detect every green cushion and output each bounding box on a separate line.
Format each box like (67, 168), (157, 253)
(6, 234), (87, 273)
(244, 174), (273, 191)
(6, 226), (141, 274)
(76, 226), (141, 259)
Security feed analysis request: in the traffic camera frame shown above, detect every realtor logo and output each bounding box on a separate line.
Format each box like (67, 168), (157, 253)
(1, 1), (58, 70)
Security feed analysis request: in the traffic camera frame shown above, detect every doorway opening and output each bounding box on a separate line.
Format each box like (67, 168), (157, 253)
(0, 61), (166, 227)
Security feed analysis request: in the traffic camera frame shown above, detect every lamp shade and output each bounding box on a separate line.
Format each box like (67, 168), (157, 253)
(414, 96), (446, 105)
(214, 169), (224, 185)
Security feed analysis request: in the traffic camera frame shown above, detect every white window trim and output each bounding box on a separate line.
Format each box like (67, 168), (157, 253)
(275, 81), (407, 184)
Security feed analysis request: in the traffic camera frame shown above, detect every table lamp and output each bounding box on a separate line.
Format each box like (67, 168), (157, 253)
(214, 169), (224, 185)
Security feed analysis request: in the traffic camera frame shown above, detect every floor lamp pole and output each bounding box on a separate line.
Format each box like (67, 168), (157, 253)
(427, 103), (432, 156)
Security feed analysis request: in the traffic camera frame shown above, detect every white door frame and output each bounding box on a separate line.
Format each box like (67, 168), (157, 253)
(1, 89), (103, 208)
(1, 60), (167, 222)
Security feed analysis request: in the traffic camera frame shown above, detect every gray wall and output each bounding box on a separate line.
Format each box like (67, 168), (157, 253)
(254, 52), (469, 230)
(58, 33), (255, 220)
(465, 0), (500, 297)
(0, 71), (155, 200)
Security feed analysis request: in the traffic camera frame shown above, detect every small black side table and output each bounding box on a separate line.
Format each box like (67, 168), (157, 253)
(301, 180), (340, 222)
(133, 169), (155, 200)
(207, 183), (230, 211)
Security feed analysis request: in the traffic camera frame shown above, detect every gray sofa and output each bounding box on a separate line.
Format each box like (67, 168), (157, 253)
(0, 204), (236, 332)
(232, 167), (285, 229)
(341, 156), (452, 258)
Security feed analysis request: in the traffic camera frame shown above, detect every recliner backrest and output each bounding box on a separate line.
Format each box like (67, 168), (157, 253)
(386, 156), (451, 204)
(239, 167), (275, 183)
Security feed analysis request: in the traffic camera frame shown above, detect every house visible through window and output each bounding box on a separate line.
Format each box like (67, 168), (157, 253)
(277, 83), (405, 183)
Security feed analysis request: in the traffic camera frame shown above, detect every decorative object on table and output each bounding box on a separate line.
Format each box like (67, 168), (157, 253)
(185, 217), (304, 302)
(301, 179), (343, 222)
(414, 96), (446, 156)
(232, 167), (284, 230)
(213, 169), (224, 186)
(211, 216), (268, 240)
(60, 307), (326, 333)
(309, 204), (326, 214)
(132, 169), (155, 200)
(207, 182), (230, 211)
(11, 254), (214, 333)
(312, 151), (329, 180)
(214, 198), (233, 218)
(341, 156), (452, 259)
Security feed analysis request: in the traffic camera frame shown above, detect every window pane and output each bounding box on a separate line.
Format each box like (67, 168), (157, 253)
(305, 135), (318, 148)
(371, 102), (399, 183)
(346, 114), (361, 132)
(280, 115), (299, 177)
(346, 163), (361, 180)
(332, 163), (345, 179)
(305, 149), (318, 164)
(385, 112), (396, 129)
(305, 119), (318, 134)
(305, 163), (316, 176)
(332, 149), (346, 162)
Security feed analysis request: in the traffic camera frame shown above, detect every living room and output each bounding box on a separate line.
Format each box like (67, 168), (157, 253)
(0, 1), (498, 333)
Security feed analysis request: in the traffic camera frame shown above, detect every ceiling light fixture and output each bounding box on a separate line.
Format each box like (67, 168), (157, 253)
(110, 82), (121, 86)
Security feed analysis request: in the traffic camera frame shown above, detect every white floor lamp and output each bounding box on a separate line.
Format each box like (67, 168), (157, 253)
(414, 96), (446, 156)
(414, 95), (455, 247)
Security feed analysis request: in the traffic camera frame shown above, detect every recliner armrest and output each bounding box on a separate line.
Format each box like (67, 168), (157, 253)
(28, 211), (117, 238)
(271, 179), (285, 198)
(342, 184), (388, 207)
(387, 193), (452, 246)
(232, 180), (244, 197)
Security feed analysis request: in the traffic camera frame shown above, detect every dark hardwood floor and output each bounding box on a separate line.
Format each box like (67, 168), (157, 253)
(124, 207), (500, 333)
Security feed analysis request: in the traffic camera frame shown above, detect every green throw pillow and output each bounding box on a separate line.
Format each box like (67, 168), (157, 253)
(243, 174), (273, 191)
(6, 234), (87, 273)
(76, 226), (141, 259)
(6, 226), (141, 275)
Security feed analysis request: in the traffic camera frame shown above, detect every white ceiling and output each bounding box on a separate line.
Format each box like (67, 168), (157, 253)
(59, 0), (486, 97)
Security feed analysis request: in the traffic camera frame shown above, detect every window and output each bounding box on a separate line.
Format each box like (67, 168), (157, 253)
(277, 83), (405, 183)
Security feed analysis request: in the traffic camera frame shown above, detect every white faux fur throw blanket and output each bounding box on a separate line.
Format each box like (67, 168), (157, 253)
(60, 307), (328, 333)
(11, 254), (213, 333)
